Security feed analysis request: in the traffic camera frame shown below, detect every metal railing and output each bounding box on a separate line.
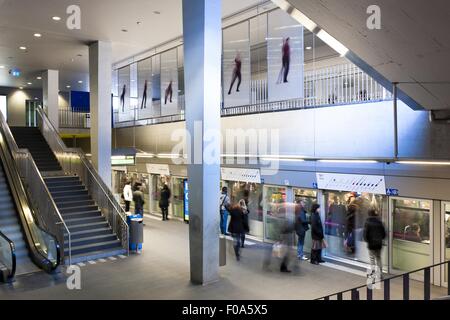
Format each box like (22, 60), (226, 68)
(109, 62), (392, 128)
(0, 231), (16, 281)
(318, 260), (450, 300)
(0, 112), (63, 267)
(37, 107), (129, 255)
(59, 109), (91, 129)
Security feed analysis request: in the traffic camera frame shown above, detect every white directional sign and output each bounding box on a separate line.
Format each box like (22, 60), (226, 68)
(316, 172), (386, 194)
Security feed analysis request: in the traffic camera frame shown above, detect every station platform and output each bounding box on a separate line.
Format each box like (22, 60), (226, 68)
(0, 216), (446, 300)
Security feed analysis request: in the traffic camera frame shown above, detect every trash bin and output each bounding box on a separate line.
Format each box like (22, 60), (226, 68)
(219, 235), (226, 266)
(127, 214), (143, 252)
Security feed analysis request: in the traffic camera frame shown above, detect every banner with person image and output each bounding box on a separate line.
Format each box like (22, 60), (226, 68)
(160, 48), (179, 116)
(267, 9), (304, 102)
(223, 20), (250, 109)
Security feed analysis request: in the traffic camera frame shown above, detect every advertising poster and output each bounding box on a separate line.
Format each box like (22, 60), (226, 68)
(223, 21), (250, 109)
(137, 57), (153, 119)
(267, 9), (304, 102)
(118, 66), (132, 122)
(160, 48), (179, 116)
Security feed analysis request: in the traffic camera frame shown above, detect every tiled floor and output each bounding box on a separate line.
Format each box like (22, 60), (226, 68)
(0, 216), (447, 300)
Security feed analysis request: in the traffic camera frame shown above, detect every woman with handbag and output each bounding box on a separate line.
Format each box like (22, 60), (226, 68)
(310, 203), (326, 265)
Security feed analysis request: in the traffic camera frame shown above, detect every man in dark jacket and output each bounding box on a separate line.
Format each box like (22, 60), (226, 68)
(295, 200), (309, 260)
(363, 209), (386, 279)
(133, 185), (145, 217)
(228, 203), (245, 261)
(310, 203), (325, 265)
(159, 184), (171, 221)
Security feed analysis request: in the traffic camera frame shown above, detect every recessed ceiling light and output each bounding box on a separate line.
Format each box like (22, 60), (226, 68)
(27, 82), (32, 85)
(0, 65), (4, 69)
(78, 80), (83, 84)
(66, 85), (71, 88)
(34, 97), (38, 100)
(52, 16), (61, 21)
(36, 76), (42, 80)
(19, 46), (27, 50)
(306, 46), (312, 50)
(34, 33), (42, 38)
(19, 87), (23, 90)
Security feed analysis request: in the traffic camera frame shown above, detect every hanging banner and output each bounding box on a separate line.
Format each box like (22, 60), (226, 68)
(118, 66), (132, 122)
(316, 172), (386, 195)
(223, 21), (250, 109)
(160, 48), (179, 116)
(221, 167), (261, 184)
(137, 57), (153, 119)
(267, 9), (304, 102)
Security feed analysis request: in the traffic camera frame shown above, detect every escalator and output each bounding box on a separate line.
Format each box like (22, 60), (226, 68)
(0, 113), (60, 281)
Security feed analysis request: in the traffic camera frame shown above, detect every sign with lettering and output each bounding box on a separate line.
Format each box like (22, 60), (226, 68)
(316, 172), (386, 195)
(386, 188), (399, 196)
(146, 164), (170, 175)
(221, 167), (261, 184)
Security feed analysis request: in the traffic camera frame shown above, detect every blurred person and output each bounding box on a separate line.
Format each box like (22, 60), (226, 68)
(279, 210), (295, 273)
(159, 184), (171, 221)
(295, 200), (310, 260)
(404, 223), (422, 243)
(219, 187), (231, 235)
(344, 203), (357, 253)
(240, 195), (250, 248)
(363, 209), (386, 279)
(228, 203), (245, 261)
(310, 203), (325, 265)
(123, 180), (133, 212)
(133, 184), (145, 217)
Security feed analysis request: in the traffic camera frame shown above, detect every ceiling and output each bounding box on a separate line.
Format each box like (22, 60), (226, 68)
(0, 0), (263, 91)
(285, 0), (450, 110)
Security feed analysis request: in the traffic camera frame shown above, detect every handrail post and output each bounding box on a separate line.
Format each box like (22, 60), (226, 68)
(337, 292), (343, 300)
(351, 289), (359, 300)
(403, 273), (410, 300)
(366, 287), (373, 300)
(448, 261), (450, 296)
(424, 267), (431, 300)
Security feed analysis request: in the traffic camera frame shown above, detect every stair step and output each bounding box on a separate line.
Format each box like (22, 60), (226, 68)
(48, 185), (85, 192)
(64, 234), (118, 248)
(60, 205), (99, 214)
(51, 189), (88, 197)
(54, 194), (91, 203)
(65, 215), (106, 226)
(56, 199), (95, 209)
(65, 240), (122, 256)
(65, 227), (114, 239)
(62, 210), (102, 219)
(68, 221), (110, 232)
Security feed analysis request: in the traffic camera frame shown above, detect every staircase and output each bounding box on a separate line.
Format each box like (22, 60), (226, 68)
(11, 127), (125, 263)
(0, 161), (39, 275)
(11, 127), (62, 172)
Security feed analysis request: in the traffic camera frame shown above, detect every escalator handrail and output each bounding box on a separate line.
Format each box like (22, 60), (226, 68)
(0, 114), (61, 272)
(0, 230), (16, 279)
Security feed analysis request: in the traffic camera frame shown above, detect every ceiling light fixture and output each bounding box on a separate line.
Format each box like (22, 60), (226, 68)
(19, 87), (23, 90)
(36, 76), (42, 80)
(306, 46), (312, 50)
(34, 33), (42, 38)
(78, 80), (83, 84)
(0, 65), (4, 69)
(396, 161), (450, 166)
(66, 85), (71, 88)
(27, 82), (32, 85)
(52, 16), (61, 21)
(19, 46), (27, 50)
(318, 159), (378, 164)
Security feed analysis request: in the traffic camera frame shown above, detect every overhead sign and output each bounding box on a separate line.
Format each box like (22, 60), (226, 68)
(316, 172), (386, 195)
(111, 155), (134, 166)
(146, 164), (170, 175)
(221, 167), (261, 184)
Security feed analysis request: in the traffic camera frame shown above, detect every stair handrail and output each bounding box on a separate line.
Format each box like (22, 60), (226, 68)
(317, 259), (450, 300)
(0, 230), (16, 281)
(36, 107), (129, 254)
(0, 113), (64, 268)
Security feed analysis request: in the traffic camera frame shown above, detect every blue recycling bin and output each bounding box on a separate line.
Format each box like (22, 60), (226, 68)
(127, 214), (143, 251)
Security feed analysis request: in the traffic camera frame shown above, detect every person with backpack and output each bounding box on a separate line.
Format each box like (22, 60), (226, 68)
(219, 187), (231, 235)
(363, 209), (386, 279)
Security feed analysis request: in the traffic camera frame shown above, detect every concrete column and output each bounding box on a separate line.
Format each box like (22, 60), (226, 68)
(182, 0), (222, 285)
(42, 70), (59, 130)
(89, 41), (112, 188)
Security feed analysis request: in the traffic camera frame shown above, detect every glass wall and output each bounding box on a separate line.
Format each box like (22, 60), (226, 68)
(444, 202), (450, 283)
(263, 185), (287, 242)
(392, 198), (432, 273)
(324, 191), (387, 264)
(228, 181), (264, 239)
(293, 188), (317, 254)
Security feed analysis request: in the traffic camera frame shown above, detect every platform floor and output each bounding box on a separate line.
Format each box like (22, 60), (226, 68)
(0, 215), (447, 300)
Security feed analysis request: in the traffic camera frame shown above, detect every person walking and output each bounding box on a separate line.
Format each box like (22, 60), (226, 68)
(239, 198), (250, 248)
(133, 184), (145, 217)
(228, 203), (245, 261)
(159, 184), (171, 221)
(279, 211), (295, 273)
(141, 80), (148, 109)
(123, 180), (133, 212)
(310, 203), (325, 265)
(295, 200), (310, 260)
(227, 52), (242, 95)
(219, 187), (231, 235)
(363, 209), (386, 279)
